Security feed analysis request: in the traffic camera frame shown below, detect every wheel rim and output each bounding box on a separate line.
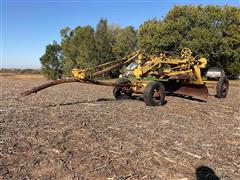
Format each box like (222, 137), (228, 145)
(152, 87), (162, 104)
(116, 87), (131, 98)
(120, 88), (126, 96)
(117, 88), (125, 97)
(221, 82), (228, 97)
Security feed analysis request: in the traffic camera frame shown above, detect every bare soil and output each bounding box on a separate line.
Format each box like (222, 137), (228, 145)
(0, 75), (240, 179)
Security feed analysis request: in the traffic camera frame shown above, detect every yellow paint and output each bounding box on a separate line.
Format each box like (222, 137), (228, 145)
(71, 48), (208, 94)
(72, 68), (87, 80)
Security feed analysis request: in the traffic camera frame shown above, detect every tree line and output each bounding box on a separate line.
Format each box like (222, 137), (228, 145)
(40, 5), (240, 80)
(40, 19), (137, 79)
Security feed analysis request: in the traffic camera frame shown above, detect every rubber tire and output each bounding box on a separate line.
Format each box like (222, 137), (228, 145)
(113, 78), (132, 100)
(216, 76), (229, 98)
(143, 82), (166, 106)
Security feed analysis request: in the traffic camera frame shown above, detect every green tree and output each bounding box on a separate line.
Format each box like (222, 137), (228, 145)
(137, 19), (165, 54)
(112, 26), (137, 58)
(60, 26), (97, 76)
(95, 19), (113, 64)
(40, 41), (63, 80)
(138, 5), (240, 77)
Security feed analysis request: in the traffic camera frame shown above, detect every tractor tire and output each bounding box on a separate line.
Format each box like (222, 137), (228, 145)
(113, 78), (132, 100)
(143, 82), (166, 106)
(216, 76), (229, 98)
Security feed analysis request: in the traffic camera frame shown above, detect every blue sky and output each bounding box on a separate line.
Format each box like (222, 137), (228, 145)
(1, 0), (239, 69)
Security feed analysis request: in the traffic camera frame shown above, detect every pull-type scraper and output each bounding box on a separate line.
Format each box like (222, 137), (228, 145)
(22, 48), (229, 106)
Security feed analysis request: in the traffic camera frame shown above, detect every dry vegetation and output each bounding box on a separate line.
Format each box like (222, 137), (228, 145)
(0, 73), (45, 81)
(0, 74), (240, 179)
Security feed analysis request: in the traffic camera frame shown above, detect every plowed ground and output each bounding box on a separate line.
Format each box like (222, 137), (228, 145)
(1, 75), (240, 179)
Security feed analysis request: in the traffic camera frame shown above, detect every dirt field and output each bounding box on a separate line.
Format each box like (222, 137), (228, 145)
(1, 74), (240, 179)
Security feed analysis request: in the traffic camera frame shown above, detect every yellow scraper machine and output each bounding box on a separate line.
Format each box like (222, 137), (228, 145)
(22, 48), (229, 106)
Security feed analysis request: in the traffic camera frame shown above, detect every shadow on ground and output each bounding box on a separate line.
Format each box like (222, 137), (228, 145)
(42, 95), (144, 107)
(41, 93), (209, 107)
(196, 166), (220, 180)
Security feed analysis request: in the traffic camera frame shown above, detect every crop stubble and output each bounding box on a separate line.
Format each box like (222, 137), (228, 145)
(0, 76), (240, 179)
